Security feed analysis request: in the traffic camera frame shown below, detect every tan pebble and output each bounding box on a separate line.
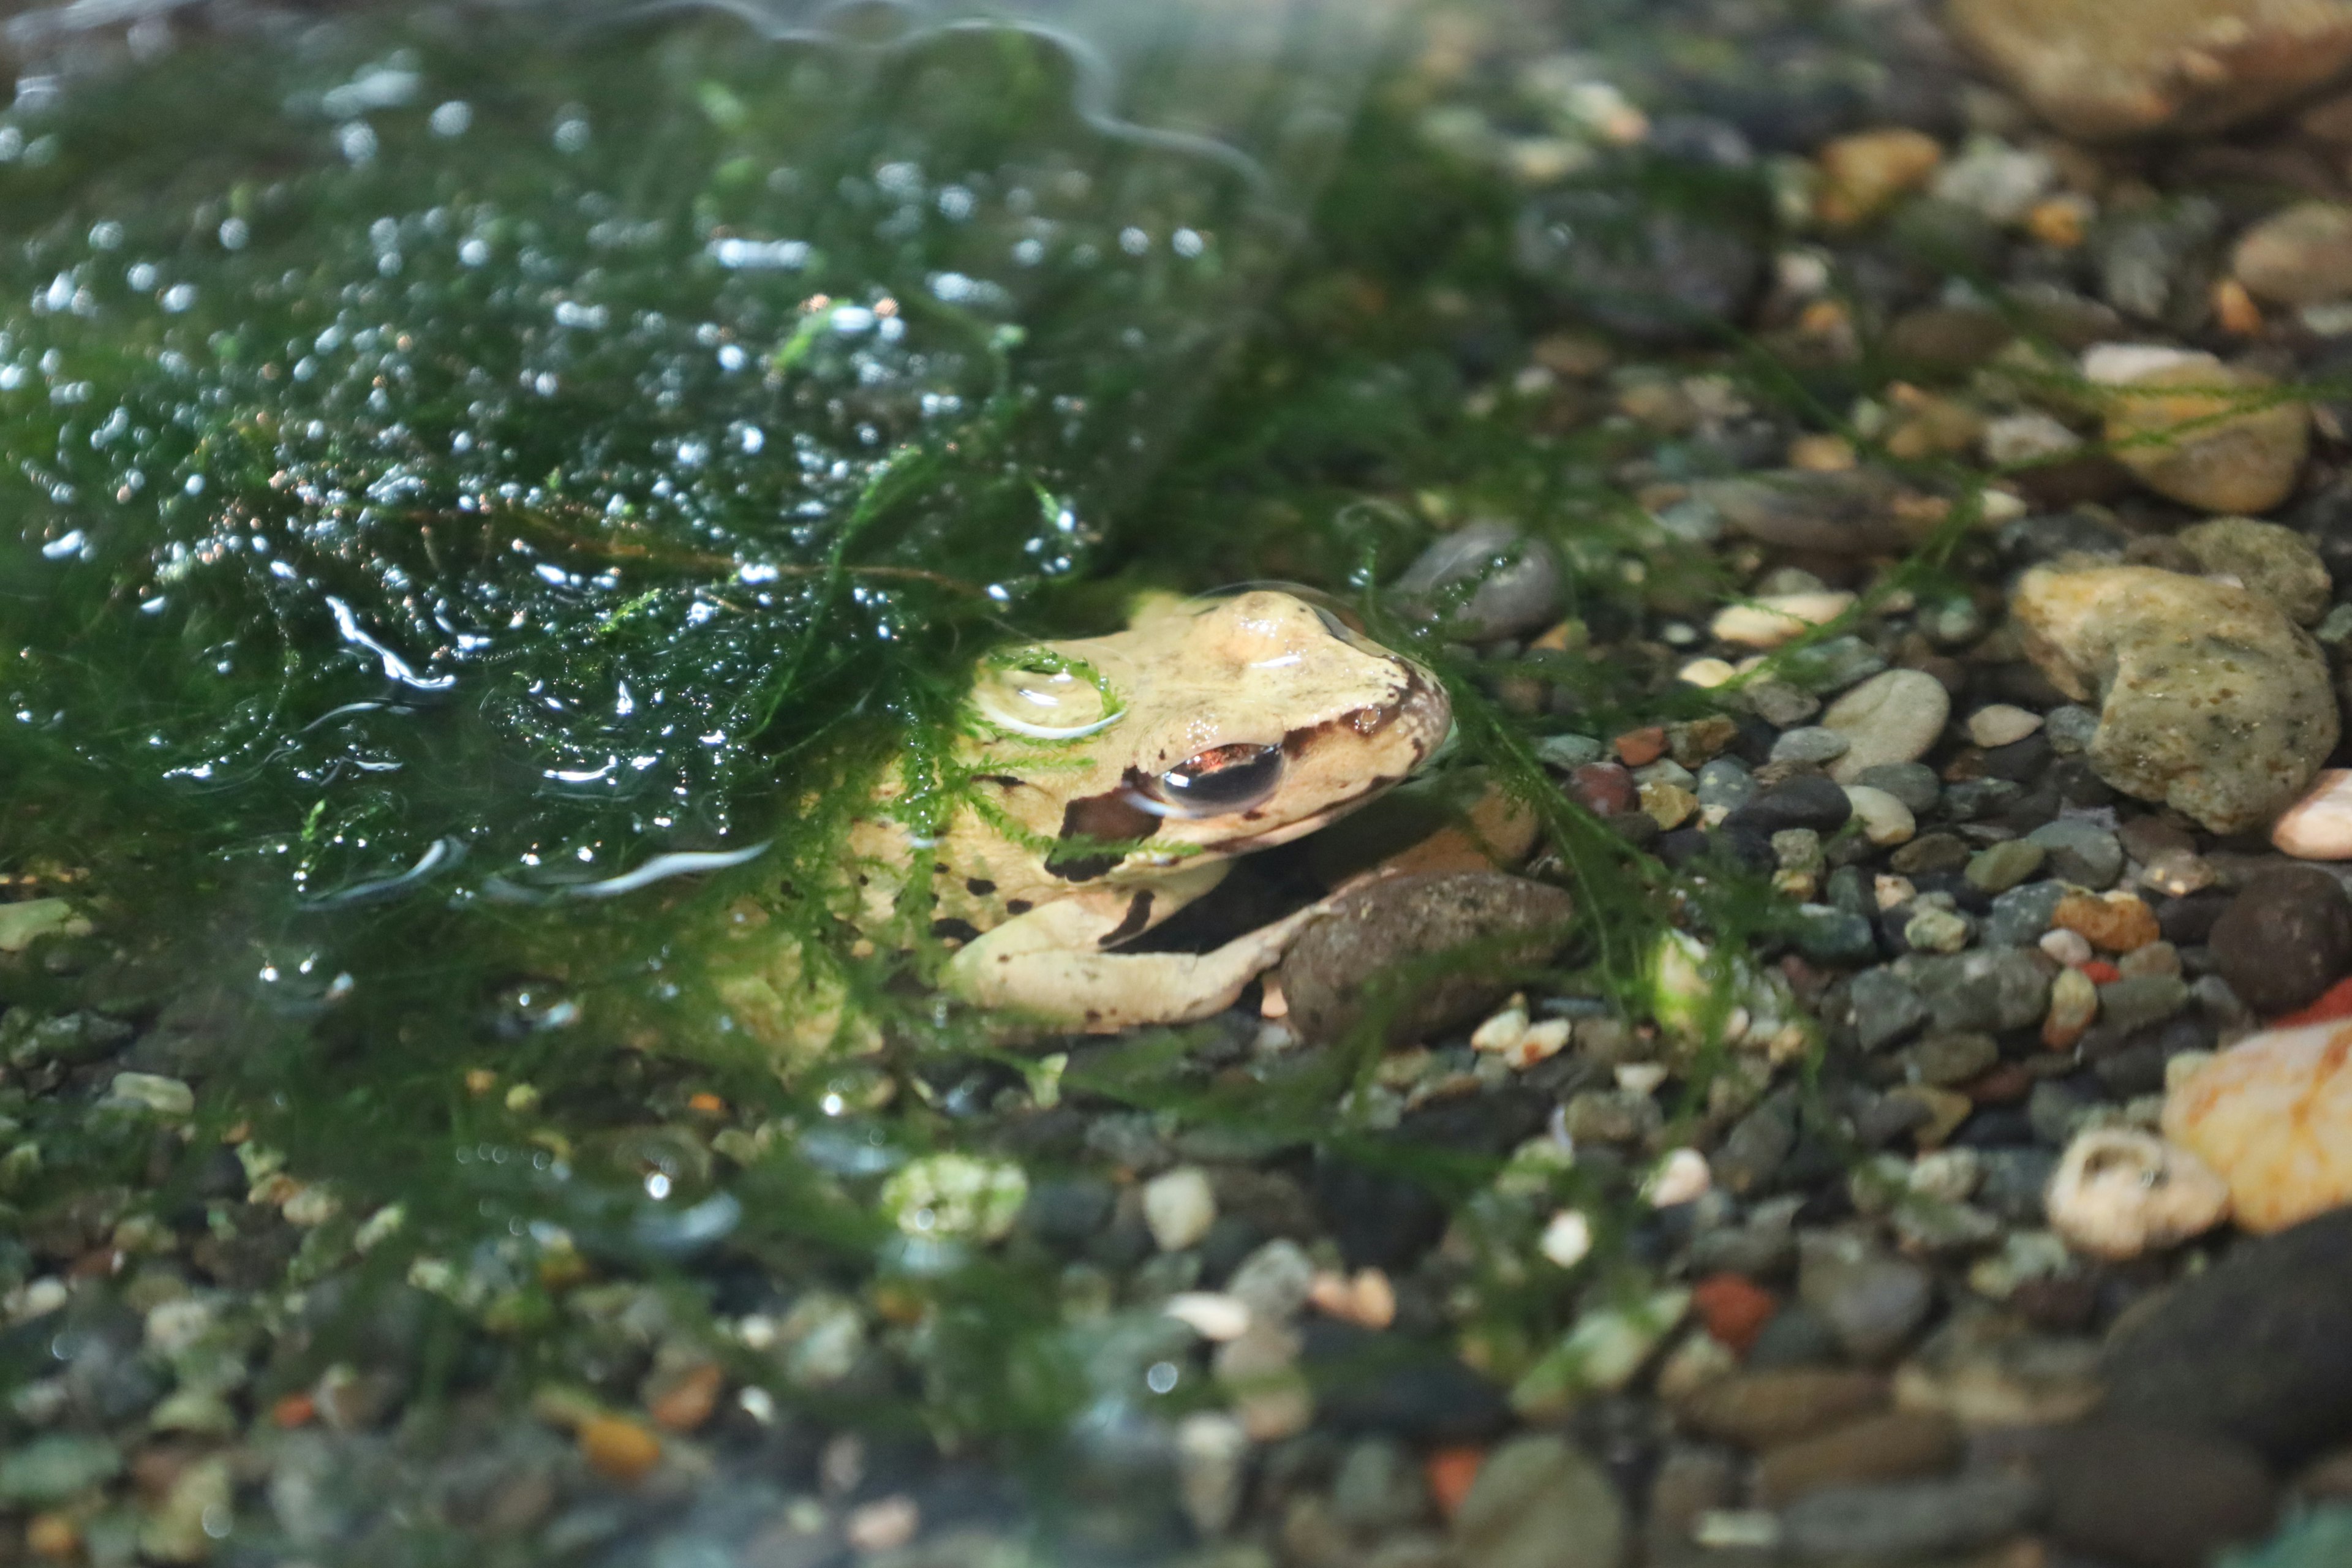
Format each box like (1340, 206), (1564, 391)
(1678, 657), (1738, 689)
(1966, 704), (2042, 749)
(2212, 277), (2265, 336)
(1752, 1409), (1961, 1506)
(1470, 998), (1530, 1054)
(646, 1362), (723, 1433)
(2164, 1020), (2352, 1232)
(2272, 768), (2352, 861)
(578, 1415), (663, 1483)
(1647, 1148), (1713, 1207)
(1506, 1019), (1572, 1070)
(1790, 433), (1858, 471)
(2052, 891), (2162, 954)
(1641, 780), (1698, 831)
(1164, 1291), (1253, 1342)
(2045, 1127), (2230, 1260)
(845, 1496), (921, 1554)
(1816, 129), (1943, 226)
(2026, 195), (2090, 248)
(1874, 873), (1917, 911)
(2098, 353), (2309, 515)
(1711, 592), (1856, 650)
(1842, 785), (1917, 848)
(2233, 200), (2352, 306)
(2042, 966), (2098, 1051)
(1822, 669), (1952, 783)
(26, 1514), (79, 1562)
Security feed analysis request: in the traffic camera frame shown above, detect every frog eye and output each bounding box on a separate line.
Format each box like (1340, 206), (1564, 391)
(971, 652), (1121, 740)
(1142, 742), (1284, 817)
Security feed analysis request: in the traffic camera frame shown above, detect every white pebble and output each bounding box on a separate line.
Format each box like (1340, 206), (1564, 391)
(1615, 1062), (1669, 1096)
(1822, 668), (1952, 783)
(1710, 591), (1856, 649)
(1506, 1019), (1572, 1070)
(1842, 784), (1917, 847)
(1540, 1208), (1594, 1268)
(1163, 1292), (1253, 1342)
(1966, 703), (2043, 749)
(844, 1496), (920, 1554)
(1174, 1412), (1251, 1537)
(2045, 1127), (2230, 1261)
(1471, 998), (1531, 1054)
(2271, 767), (2352, 860)
(1646, 1147), (1712, 1207)
(1907, 1148), (1983, 1203)
(1143, 1166), (1218, 1253)
(1678, 657), (1738, 688)
(2039, 927), (2094, 966)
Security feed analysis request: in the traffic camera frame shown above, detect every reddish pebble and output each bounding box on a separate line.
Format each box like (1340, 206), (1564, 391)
(579, 1415), (663, 1483)
(1615, 726), (1667, 766)
(1427, 1446), (1484, 1519)
(1962, 1061), (2034, 1105)
(1569, 763), (1637, 817)
(1691, 1272), (1778, 1354)
(272, 1392), (316, 1428)
(2079, 960), (2121, 985)
(2271, 974), (2352, 1028)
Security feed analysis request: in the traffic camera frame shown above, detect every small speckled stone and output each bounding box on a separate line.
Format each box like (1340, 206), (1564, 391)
(1967, 705), (2042, 748)
(2177, 517), (2333, 626)
(1904, 907), (1973, 954)
(2044, 966), (2098, 1050)
(1966, 840), (2047, 895)
(2044, 705), (2098, 756)
(2013, 565), (2336, 834)
(1823, 670), (1953, 785)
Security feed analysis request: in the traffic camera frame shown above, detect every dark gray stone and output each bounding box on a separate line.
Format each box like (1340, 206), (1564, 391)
(2210, 866), (2352, 1017)
(2040, 1421), (2278, 1568)
(1849, 968), (1930, 1052)
(2026, 820), (2125, 889)
(1779, 1471), (2041, 1562)
(1393, 520), (1564, 641)
(1895, 947), (2056, 1035)
(1853, 762), (1940, 815)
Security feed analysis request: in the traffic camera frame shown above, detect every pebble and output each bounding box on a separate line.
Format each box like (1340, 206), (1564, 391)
(1946, 0), (2352, 138)
(1769, 726), (1850, 766)
(2165, 1020), (2352, 1232)
(1228, 1239), (1316, 1324)
(2233, 200), (2352, 307)
(1277, 873), (1577, 1046)
(1711, 592), (1855, 649)
(2211, 866), (2352, 1017)
(2045, 1128), (2231, 1260)
(879, 1153), (1029, 1242)
(1831, 786), (1909, 850)
(1673, 1368), (1888, 1449)
(1821, 669), (1951, 785)
(2041, 1421), (2279, 1568)
(105, 1071), (194, 1117)
(1796, 1235), (1933, 1363)
(1966, 704), (2041, 749)
(2042, 965), (2098, 1050)
(1143, 1167), (1218, 1252)
(1902, 1031), (1997, 1086)
(2053, 890), (2162, 954)
(578, 1415), (663, 1483)
(1753, 1410), (1961, 1506)
(1695, 470), (1912, 557)
(1853, 762), (1940, 815)
(2177, 516), (2334, 626)
(1899, 947), (2056, 1035)
(1539, 1210), (1593, 1270)
(1394, 520), (1564, 640)
(1815, 129), (1943, 227)
(1902, 907), (1972, 954)
(2097, 352), (2310, 515)
(1777, 1471), (2041, 1564)
(2014, 564), (2336, 833)
(1689, 1273), (1777, 1355)
(2024, 820), (2124, 889)
(1964, 840), (2045, 895)
(0, 1435), (123, 1507)
(2274, 770), (2352, 860)
(1331, 1437), (1428, 1536)
(1514, 186), (1765, 349)
(1450, 1434), (1625, 1568)
(1849, 969), (1929, 1052)
(2105, 1205), (2352, 1466)
(1174, 1412), (1251, 1537)
(1726, 774), (1852, 835)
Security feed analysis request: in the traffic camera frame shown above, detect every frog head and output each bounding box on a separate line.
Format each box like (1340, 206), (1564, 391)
(966, 589), (1453, 883)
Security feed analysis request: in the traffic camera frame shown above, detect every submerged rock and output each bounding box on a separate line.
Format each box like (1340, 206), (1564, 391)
(2011, 564), (2337, 833)
(2164, 1020), (2352, 1232)
(1948, 0), (2352, 140)
(2096, 352), (2309, 515)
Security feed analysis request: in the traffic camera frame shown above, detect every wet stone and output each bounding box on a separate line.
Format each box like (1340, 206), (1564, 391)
(1822, 669), (1953, 785)
(1901, 1031), (1998, 1087)
(2209, 865), (2352, 1016)
(1672, 1368), (1889, 1449)
(1725, 774), (1852, 836)
(1897, 947), (2055, 1034)
(1797, 1236), (1934, 1363)
(1514, 183), (1767, 350)
(1853, 761), (1940, 815)
(1450, 1433), (1626, 1568)
(1849, 969), (1929, 1052)
(2026, 820), (2124, 889)
(1394, 520), (1565, 641)
(1890, 833), (1971, 875)
(2040, 1421), (2279, 1568)
(1983, 881), (2069, 948)
(1778, 1471), (2041, 1564)
(0, 1434), (123, 1507)
(1964, 840), (2045, 894)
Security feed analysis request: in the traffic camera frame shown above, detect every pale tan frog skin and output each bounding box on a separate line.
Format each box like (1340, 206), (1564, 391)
(844, 589), (1452, 1032)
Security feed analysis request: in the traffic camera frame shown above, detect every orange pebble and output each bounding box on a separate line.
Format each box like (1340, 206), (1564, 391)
(2079, 960), (2121, 986)
(273, 1392), (317, 1428)
(2053, 891), (2161, 954)
(2212, 278), (2264, 336)
(1427, 1446), (1485, 1519)
(579, 1414), (663, 1483)
(687, 1091), (726, 1115)
(26, 1513), (80, 1561)
(464, 1068), (499, 1096)
(1690, 1273), (1778, 1355)
(2271, 974), (2352, 1028)
(647, 1362), (724, 1433)
(1615, 726), (1667, 767)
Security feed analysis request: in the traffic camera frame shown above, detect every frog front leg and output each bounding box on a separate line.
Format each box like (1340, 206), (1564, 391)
(943, 865), (1325, 1032)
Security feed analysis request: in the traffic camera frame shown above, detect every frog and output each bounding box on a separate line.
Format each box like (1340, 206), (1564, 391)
(723, 587), (1450, 1046)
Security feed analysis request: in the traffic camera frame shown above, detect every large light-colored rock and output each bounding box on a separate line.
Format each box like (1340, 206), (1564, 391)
(1948, 0), (2352, 141)
(2177, 516), (2334, 625)
(2096, 352), (2309, 515)
(2165, 1020), (2352, 1232)
(2011, 565), (2339, 833)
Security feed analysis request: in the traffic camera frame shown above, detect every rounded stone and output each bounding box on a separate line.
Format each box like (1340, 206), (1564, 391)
(1754, 1411), (1962, 1505)
(1450, 1433), (1625, 1568)
(1843, 785), (1917, 847)
(1142, 1166), (1217, 1253)
(1822, 669), (1953, 785)
(2274, 769), (2352, 861)
(2209, 866), (2352, 1016)
(1276, 872), (1577, 1047)
(2233, 200), (2352, 306)
(1393, 519), (1564, 641)
(2165, 1020), (2352, 1233)
(1965, 840), (2047, 895)
(2024, 820), (2124, 889)
(1713, 592), (1855, 649)
(2100, 355), (2309, 516)
(2177, 516), (2333, 625)
(2012, 565), (2337, 833)
(2041, 1421), (2279, 1568)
